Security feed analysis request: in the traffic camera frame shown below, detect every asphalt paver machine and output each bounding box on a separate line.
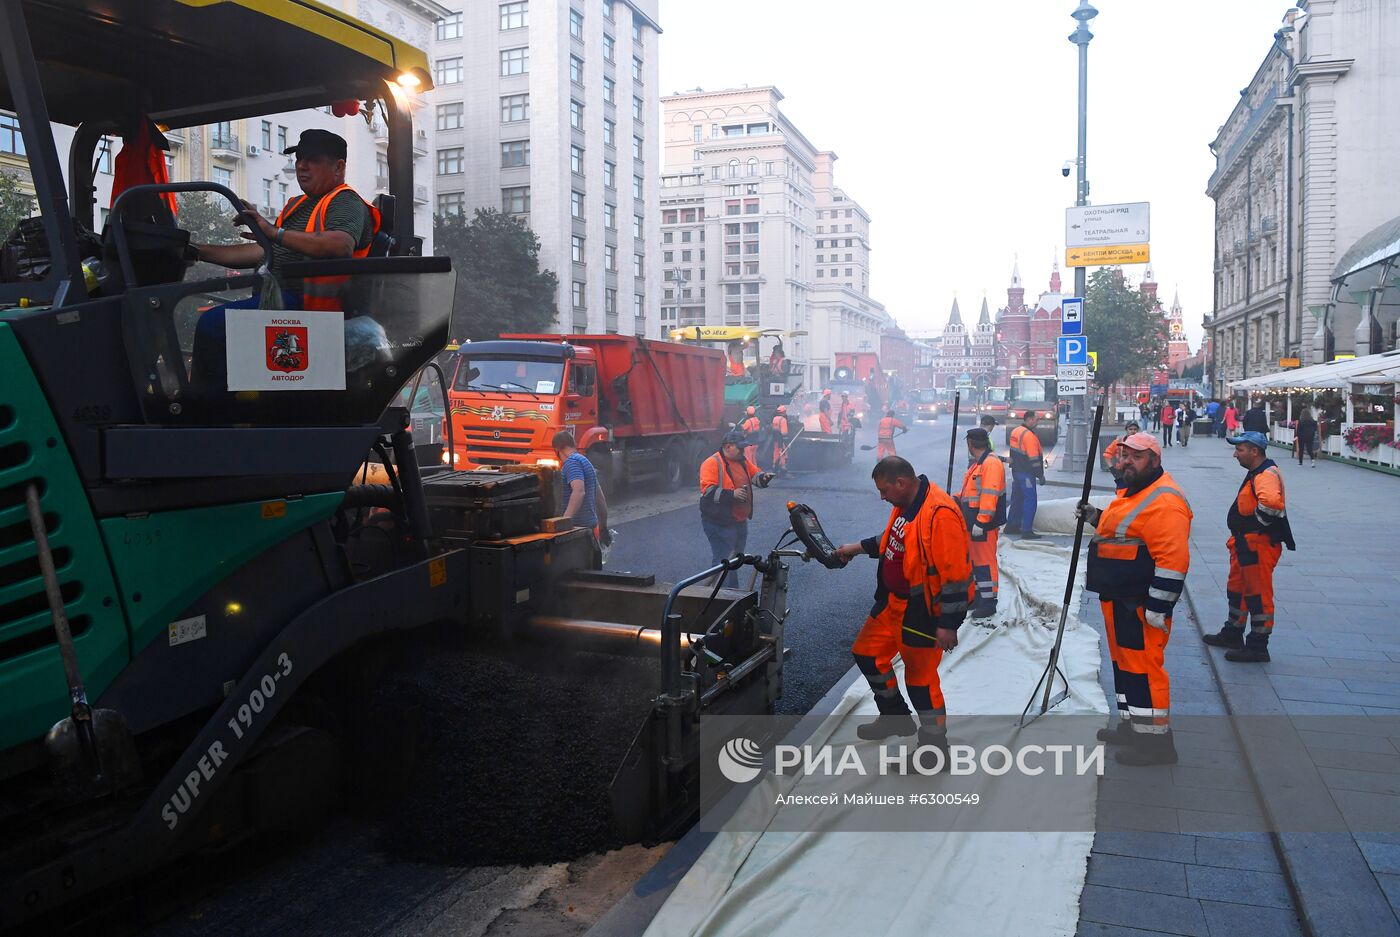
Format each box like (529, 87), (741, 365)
(0, 1), (823, 927)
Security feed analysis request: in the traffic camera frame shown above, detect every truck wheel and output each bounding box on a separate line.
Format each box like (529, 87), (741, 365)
(661, 444), (685, 491)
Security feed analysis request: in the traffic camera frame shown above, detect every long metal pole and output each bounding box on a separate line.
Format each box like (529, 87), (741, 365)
(945, 391), (961, 491)
(1064, 3), (1095, 473)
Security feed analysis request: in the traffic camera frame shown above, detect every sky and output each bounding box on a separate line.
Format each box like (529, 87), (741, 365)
(656, 0), (1292, 351)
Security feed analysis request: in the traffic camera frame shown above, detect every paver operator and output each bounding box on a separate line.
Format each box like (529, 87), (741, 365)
(1077, 432), (1193, 766)
(959, 427), (1006, 619)
(1007, 411), (1045, 539)
(834, 457), (974, 761)
(1202, 430), (1295, 663)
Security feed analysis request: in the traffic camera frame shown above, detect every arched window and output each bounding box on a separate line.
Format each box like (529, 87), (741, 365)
(728, 158), (740, 179)
(747, 157), (758, 177)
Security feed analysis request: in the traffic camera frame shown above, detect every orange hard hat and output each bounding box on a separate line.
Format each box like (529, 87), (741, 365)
(823, 389), (832, 397)
(746, 406), (756, 415)
(777, 405), (787, 413)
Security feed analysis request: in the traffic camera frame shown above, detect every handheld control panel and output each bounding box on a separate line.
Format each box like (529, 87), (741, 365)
(786, 502), (846, 569)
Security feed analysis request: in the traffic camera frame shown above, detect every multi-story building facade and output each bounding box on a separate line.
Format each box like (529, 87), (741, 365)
(2, 0), (446, 251)
(1205, 1), (1400, 397)
(659, 86), (890, 385)
(429, 0), (662, 336)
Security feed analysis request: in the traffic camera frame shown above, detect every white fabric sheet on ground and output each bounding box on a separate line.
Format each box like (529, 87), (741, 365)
(643, 538), (1109, 937)
(1033, 495), (1115, 535)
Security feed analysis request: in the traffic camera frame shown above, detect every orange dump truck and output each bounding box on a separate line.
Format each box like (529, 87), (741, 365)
(446, 334), (728, 491)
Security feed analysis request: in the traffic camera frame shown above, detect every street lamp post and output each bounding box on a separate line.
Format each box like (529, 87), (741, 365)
(1061, 0), (1097, 473)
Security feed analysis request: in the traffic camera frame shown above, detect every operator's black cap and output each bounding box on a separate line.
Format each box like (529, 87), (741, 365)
(284, 128), (348, 160)
(966, 428), (990, 445)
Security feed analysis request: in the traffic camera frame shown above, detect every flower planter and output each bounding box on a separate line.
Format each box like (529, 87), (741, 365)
(1272, 425), (1295, 446)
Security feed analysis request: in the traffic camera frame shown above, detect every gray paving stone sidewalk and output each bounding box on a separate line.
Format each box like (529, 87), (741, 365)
(1093, 427), (1400, 935)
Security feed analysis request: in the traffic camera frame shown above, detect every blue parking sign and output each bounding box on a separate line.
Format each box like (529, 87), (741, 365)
(1056, 335), (1089, 366)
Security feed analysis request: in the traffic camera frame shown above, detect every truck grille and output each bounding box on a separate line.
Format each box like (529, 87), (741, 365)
(463, 427), (536, 460)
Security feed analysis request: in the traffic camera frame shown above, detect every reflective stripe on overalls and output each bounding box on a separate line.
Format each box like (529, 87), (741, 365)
(1091, 484), (1190, 627)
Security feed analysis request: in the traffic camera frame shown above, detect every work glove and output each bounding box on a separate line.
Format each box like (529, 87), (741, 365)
(1144, 608), (1168, 630)
(599, 527), (614, 547)
(756, 472), (776, 488)
(1075, 501), (1102, 527)
(970, 526), (987, 542)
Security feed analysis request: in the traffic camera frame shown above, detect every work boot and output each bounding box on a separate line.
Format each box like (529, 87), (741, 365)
(1019, 531), (1042, 541)
(971, 597), (998, 619)
(1226, 634), (1271, 663)
(856, 713), (917, 741)
(1202, 625), (1245, 649)
(1114, 729), (1178, 766)
(912, 730), (951, 773)
(1096, 720), (1134, 746)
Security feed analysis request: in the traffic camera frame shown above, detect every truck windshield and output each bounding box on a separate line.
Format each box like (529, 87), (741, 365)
(987, 387), (1010, 403)
(1011, 379), (1052, 403)
(454, 357), (565, 395)
(917, 389), (938, 403)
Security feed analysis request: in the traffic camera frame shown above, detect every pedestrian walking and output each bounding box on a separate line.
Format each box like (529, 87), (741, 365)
(1151, 400), (1162, 431)
(1160, 401), (1176, 447)
(1203, 430), (1295, 663)
(553, 432), (610, 563)
(1222, 401), (1239, 438)
(876, 409), (906, 459)
(740, 405), (762, 465)
(698, 429), (774, 587)
(959, 428), (1006, 619)
(1296, 409), (1319, 466)
(834, 457), (973, 758)
(770, 405), (790, 473)
(1103, 421), (1141, 491)
(1077, 432), (1193, 766)
(1178, 404), (1195, 447)
(1242, 399), (1269, 434)
(1006, 411), (1045, 538)
(1205, 399), (1221, 436)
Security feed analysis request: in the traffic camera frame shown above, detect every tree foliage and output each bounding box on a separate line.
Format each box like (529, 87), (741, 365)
(0, 170), (36, 237)
(1084, 267), (1168, 389)
(434, 208), (559, 341)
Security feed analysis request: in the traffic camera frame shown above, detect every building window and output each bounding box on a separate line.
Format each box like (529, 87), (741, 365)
(632, 13), (643, 43)
(681, 250), (691, 262)
(571, 144), (584, 175)
(260, 120), (272, 150)
(212, 166), (232, 188)
(632, 174), (643, 199)
(571, 190), (584, 219)
(572, 280), (586, 309)
(603, 202), (616, 230)
(570, 54), (584, 84)
(437, 147), (465, 175)
(744, 222), (758, 234)
(435, 56), (463, 85)
(499, 1), (527, 30)
(95, 140), (112, 174)
(744, 199), (759, 214)
(604, 244), (616, 272)
(605, 288), (617, 315)
(501, 93), (529, 122)
(603, 0), (614, 20)
(438, 102), (464, 131)
(635, 294), (644, 316)
(602, 33), (615, 62)
(0, 113), (24, 155)
(603, 160), (615, 188)
(502, 139), (530, 167)
(632, 56), (642, 82)
(602, 117), (615, 146)
(571, 99), (585, 130)
(633, 214), (643, 238)
(437, 11), (463, 39)
(693, 126), (702, 144)
(569, 7), (583, 39)
(437, 191), (465, 215)
(210, 121), (234, 150)
(500, 47), (529, 76)
(279, 180), (288, 203)
(502, 186), (530, 215)
(632, 135), (642, 160)
(572, 235), (585, 263)
(747, 157), (758, 176)
(603, 76), (615, 105)
(633, 96), (643, 121)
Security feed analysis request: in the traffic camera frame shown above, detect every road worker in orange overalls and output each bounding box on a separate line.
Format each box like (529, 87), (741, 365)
(876, 410), (906, 459)
(740, 406), (762, 464)
(838, 392), (854, 433)
(1203, 430), (1295, 663)
(819, 389), (834, 433)
(1007, 411), (1045, 538)
(959, 427), (1006, 619)
(770, 405), (790, 473)
(1078, 432), (1193, 766)
(835, 457), (974, 760)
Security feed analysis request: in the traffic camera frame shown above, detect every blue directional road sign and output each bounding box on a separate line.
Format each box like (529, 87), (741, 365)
(1057, 334), (1089, 366)
(1060, 297), (1083, 335)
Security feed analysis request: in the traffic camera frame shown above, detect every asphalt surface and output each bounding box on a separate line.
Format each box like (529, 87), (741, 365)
(76, 415), (1002, 937)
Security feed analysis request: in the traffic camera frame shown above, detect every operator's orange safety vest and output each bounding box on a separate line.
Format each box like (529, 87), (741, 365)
(1087, 469), (1192, 619)
(741, 416), (761, 435)
(771, 414), (788, 435)
(275, 183), (382, 310)
(959, 449), (1007, 529)
(1227, 459), (1295, 550)
(873, 478), (974, 634)
(877, 416), (903, 441)
(1009, 424), (1045, 476)
(699, 452), (761, 523)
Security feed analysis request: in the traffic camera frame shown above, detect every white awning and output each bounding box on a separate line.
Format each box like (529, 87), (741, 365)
(1230, 348), (1400, 391)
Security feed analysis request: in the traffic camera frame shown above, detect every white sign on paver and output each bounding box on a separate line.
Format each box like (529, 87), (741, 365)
(1065, 202), (1150, 248)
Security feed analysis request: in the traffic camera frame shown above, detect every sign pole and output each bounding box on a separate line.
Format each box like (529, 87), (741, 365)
(1062, 0), (1098, 475)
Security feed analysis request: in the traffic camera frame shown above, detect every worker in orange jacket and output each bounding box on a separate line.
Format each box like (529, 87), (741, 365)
(1203, 430), (1295, 662)
(835, 457), (974, 759)
(876, 410), (906, 459)
(819, 389), (834, 433)
(740, 406), (762, 465)
(699, 429), (774, 587)
(770, 405), (790, 473)
(959, 427), (1006, 619)
(1007, 411), (1045, 539)
(1103, 421), (1141, 491)
(838, 392), (853, 433)
(1078, 432), (1193, 766)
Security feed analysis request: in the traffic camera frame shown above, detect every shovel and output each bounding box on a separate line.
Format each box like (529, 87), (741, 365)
(24, 483), (139, 798)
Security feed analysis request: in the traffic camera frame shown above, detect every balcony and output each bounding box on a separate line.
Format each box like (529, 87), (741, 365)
(414, 184), (429, 204)
(413, 129), (429, 156)
(209, 133), (241, 161)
